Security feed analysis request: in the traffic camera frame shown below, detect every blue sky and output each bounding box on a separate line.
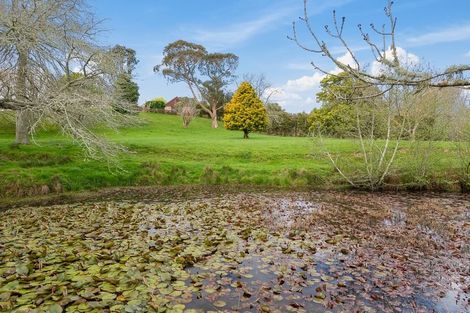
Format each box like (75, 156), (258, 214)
(91, 0), (470, 113)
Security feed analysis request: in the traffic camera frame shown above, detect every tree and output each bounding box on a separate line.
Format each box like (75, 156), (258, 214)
(309, 73), (377, 137)
(242, 73), (275, 104)
(175, 97), (199, 128)
(115, 74), (139, 105)
(224, 82), (268, 139)
(200, 78), (231, 120)
(309, 104), (354, 138)
(266, 103), (310, 137)
(290, 0), (470, 91)
(400, 88), (461, 141)
(112, 45), (139, 107)
(110, 45), (139, 76)
(289, 0), (470, 190)
(154, 40), (238, 128)
(0, 0), (136, 159)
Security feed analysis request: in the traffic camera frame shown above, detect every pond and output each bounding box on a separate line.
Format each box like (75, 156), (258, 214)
(0, 191), (469, 312)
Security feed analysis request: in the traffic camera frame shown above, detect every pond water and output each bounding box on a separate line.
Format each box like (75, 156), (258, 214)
(0, 191), (468, 312)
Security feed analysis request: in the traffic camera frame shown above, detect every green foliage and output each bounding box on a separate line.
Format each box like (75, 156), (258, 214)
(266, 103), (310, 137)
(0, 113), (466, 198)
(111, 45), (139, 75)
(308, 103), (355, 138)
(144, 97), (166, 110)
(115, 74), (139, 104)
(200, 79), (232, 118)
(155, 40), (239, 127)
(224, 82), (268, 138)
(308, 73), (358, 137)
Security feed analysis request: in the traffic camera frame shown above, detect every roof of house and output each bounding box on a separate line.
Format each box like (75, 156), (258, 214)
(165, 97), (180, 108)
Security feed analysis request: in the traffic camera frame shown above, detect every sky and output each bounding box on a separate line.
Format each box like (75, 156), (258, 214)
(91, 0), (470, 113)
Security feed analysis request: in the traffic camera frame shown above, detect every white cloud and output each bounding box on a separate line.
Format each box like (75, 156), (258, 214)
(268, 51), (364, 112)
(465, 51), (470, 57)
(371, 47), (420, 76)
(329, 51), (359, 75)
(283, 72), (325, 93)
(190, 0), (357, 49)
(407, 23), (470, 46)
(267, 72), (324, 113)
(268, 52), (363, 112)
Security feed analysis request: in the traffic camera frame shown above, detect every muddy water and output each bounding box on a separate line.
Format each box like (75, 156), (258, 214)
(180, 193), (470, 313)
(0, 191), (468, 312)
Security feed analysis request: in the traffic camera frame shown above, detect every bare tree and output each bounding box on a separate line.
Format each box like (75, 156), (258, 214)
(154, 40), (238, 128)
(450, 92), (470, 190)
(241, 73), (276, 104)
(0, 0), (137, 159)
(314, 86), (409, 190)
(292, 0), (470, 190)
(290, 0), (470, 91)
(175, 97), (199, 128)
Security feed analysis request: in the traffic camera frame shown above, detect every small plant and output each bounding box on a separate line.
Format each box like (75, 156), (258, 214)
(201, 166), (220, 184)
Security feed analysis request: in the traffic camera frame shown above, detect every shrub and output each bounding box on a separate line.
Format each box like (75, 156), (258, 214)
(144, 97), (166, 110)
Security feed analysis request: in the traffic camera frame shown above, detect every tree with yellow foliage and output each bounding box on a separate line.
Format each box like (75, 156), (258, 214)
(224, 82), (268, 139)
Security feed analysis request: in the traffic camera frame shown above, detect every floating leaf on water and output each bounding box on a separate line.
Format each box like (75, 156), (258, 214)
(100, 292), (117, 301)
(261, 305), (270, 312)
(15, 263), (30, 276)
(213, 300), (226, 308)
(48, 303), (63, 313)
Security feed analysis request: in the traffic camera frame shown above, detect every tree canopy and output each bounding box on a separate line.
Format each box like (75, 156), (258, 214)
(0, 0), (137, 159)
(224, 82), (268, 139)
(115, 74), (139, 105)
(154, 40), (238, 128)
(290, 0), (470, 92)
(309, 73), (359, 137)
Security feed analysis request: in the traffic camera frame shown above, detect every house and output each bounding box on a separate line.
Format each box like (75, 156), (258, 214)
(164, 97), (180, 113)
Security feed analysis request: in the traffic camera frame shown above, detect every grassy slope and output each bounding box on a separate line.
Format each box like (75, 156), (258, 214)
(0, 113), (463, 197)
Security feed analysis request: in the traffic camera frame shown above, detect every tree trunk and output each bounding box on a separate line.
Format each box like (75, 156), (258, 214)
(243, 129), (249, 139)
(15, 47), (31, 144)
(211, 112), (218, 128)
(16, 110), (31, 144)
(411, 123), (419, 141)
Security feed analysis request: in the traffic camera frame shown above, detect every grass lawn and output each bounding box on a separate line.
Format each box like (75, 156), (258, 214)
(0, 112), (464, 198)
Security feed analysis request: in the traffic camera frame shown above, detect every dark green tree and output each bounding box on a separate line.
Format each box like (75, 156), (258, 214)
(112, 45), (140, 107)
(115, 74), (140, 105)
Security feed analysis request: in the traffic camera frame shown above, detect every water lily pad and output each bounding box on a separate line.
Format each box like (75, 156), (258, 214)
(213, 300), (226, 308)
(48, 303), (63, 313)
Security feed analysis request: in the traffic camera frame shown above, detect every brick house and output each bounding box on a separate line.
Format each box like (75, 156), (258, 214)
(164, 97), (180, 113)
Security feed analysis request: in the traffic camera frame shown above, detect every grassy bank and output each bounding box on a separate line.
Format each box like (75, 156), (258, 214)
(0, 112), (465, 198)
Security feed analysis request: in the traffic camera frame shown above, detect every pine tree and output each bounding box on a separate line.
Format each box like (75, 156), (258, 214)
(116, 74), (139, 104)
(224, 82), (268, 139)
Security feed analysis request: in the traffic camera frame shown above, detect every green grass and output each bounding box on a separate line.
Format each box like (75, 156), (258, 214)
(0, 113), (465, 198)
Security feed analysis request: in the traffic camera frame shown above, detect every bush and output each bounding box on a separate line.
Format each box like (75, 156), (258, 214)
(144, 97), (166, 110)
(266, 104), (310, 137)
